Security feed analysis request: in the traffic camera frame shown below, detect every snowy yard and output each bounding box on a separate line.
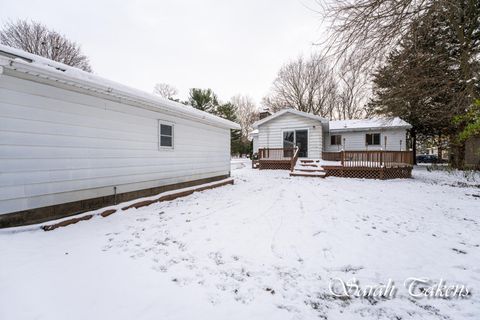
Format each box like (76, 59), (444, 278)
(1, 160), (479, 320)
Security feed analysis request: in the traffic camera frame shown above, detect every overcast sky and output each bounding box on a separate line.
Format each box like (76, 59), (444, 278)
(1, 0), (325, 106)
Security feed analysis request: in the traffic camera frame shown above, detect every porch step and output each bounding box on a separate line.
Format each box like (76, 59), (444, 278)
(296, 168), (325, 173)
(290, 170), (326, 178)
(295, 159), (324, 172)
(299, 159), (320, 164)
(299, 159), (315, 163)
(292, 158), (325, 177)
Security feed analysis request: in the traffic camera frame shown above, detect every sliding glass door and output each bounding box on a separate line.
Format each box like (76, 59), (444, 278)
(295, 130), (308, 157)
(283, 130), (308, 158)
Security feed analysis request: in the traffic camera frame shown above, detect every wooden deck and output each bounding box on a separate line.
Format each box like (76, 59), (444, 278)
(321, 151), (413, 179)
(255, 148), (414, 179)
(257, 147), (298, 170)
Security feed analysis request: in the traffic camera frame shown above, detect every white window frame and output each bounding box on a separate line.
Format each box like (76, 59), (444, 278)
(158, 120), (174, 150)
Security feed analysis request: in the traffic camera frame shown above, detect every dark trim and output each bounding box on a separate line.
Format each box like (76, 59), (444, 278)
(0, 175), (229, 228)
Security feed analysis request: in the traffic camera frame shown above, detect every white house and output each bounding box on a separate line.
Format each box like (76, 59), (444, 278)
(252, 109), (412, 158)
(0, 45), (239, 227)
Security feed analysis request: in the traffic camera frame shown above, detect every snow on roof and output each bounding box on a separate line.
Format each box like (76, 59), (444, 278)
(248, 129), (259, 140)
(329, 117), (411, 132)
(0, 45), (240, 130)
(253, 109), (328, 128)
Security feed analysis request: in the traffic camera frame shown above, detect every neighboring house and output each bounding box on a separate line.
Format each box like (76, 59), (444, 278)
(251, 109), (413, 179)
(0, 45), (239, 227)
(252, 109), (411, 157)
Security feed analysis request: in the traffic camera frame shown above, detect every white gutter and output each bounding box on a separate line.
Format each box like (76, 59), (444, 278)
(329, 125), (412, 133)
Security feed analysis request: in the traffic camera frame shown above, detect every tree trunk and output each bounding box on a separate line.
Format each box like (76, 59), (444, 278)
(449, 134), (466, 169)
(411, 129), (417, 165)
(437, 134), (443, 159)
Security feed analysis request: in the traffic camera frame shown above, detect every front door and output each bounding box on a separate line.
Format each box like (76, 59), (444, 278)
(283, 130), (308, 158)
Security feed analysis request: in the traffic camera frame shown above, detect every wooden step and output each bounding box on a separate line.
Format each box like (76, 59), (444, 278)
(290, 171), (326, 178)
(299, 159), (321, 163)
(296, 168), (325, 172)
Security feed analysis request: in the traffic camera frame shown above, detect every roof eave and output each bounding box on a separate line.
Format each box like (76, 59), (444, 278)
(0, 57), (240, 130)
(330, 125), (412, 133)
(253, 109), (328, 128)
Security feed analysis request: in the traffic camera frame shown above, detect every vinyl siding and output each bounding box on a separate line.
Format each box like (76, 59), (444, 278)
(324, 129), (408, 152)
(252, 134), (259, 153)
(0, 74), (231, 215)
(257, 113), (323, 158)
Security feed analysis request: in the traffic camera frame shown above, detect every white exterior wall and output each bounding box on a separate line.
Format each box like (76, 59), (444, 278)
(324, 129), (408, 152)
(257, 113), (323, 158)
(0, 74), (231, 215)
(252, 134), (259, 153)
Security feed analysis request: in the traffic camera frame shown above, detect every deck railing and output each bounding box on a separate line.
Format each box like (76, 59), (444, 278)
(258, 147), (295, 160)
(256, 147), (299, 170)
(322, 152), (343, 162)
(290, 147), (300, 171)
(322, 151), (413, 168)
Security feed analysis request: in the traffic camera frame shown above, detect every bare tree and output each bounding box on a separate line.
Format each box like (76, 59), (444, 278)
(231, 95), (258, 138)
(320, 0), (478, 90)
(153, 83), (178, 99)
(262, 54), (338, 118)
(0, 19), (92, 72)
(335, 56), (369, 119)
(319, 0), (431, 67)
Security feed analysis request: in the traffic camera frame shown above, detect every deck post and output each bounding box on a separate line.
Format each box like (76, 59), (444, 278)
(341, 150), (345, 166)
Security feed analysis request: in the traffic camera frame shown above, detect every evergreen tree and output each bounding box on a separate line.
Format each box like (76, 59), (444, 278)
(455, 100), (480, 142)
(369, 4), (480, 165)
(188, 88), (218, 113)
(215, 102), (237, 122)
(214, 102), (244, 156)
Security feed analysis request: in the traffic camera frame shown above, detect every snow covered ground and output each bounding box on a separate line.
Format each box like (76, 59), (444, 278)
(1, 160), (479, 320)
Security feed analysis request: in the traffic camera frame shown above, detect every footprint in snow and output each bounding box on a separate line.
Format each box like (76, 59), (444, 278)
(337, 265), (364, 274)
(452, 248), (467, 254)
(208, 252), (225, 265)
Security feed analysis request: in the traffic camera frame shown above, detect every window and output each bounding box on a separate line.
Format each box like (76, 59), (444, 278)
(159, 123), (173, 148)
(330, 135), (342, 145)
(366, 133), (380, 146)
(283, 131), (295, 149)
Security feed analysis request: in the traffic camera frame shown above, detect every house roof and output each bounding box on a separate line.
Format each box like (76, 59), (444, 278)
(251, 108), (411, 133)
(329, 117), (412, 132)
(0, 45), (240, 130)
(252, 109), (329, 128)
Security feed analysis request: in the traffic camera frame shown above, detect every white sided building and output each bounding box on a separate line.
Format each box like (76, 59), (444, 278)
(252, 109), (411, 157)
(0, 45), (239, 227)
